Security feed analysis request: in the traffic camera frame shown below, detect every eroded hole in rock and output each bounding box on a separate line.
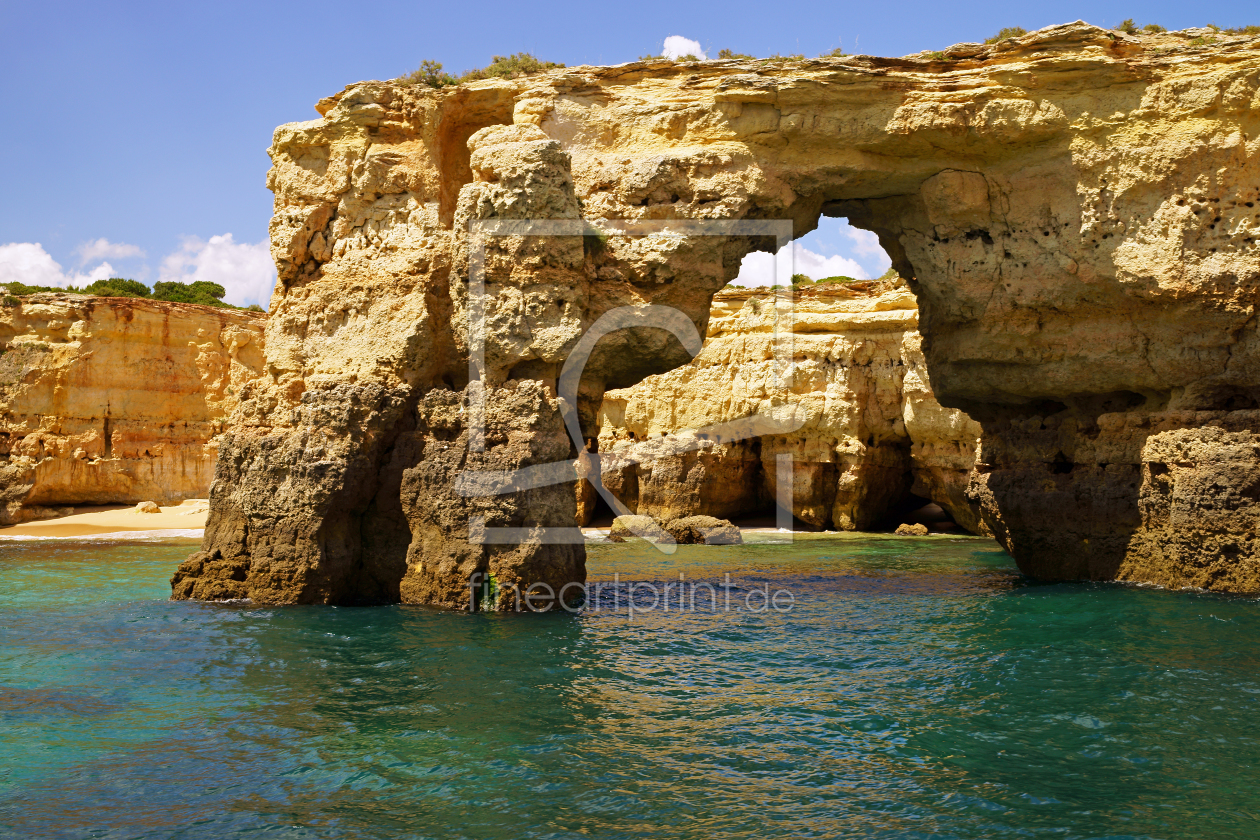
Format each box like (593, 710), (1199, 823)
(588, 216), (987, 538)
(435, 88), (516, 226)
(888, 496), (963, 533)
(1185, 386), (1260, 411)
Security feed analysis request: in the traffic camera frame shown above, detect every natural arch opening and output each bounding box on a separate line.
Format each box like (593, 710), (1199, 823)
(590, 215), (983, 535)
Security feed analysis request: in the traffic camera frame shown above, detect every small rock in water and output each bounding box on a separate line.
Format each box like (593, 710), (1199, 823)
(134, 501), (161, 514)
(608, 515), (669, 542)
(664, 515), (743, 545)
(895, 522), (930, 536)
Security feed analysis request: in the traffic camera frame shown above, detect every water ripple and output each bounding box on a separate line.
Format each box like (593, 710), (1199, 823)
(1, 537), (1258, 838)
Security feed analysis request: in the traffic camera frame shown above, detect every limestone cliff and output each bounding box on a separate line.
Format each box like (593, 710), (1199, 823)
(595, 282), (984, 533)
(173, 22), (1260, 603)
(0, 294), (264, 525)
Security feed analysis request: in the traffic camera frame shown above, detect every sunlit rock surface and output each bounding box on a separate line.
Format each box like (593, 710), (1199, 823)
(174, 23), (1260, 601)
(0, 294), (264, 525)
(596, 283), (985, 534)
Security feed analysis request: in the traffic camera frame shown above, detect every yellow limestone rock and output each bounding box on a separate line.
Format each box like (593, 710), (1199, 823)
(0, 294), (264, 525)
(596, 282), (985, 533)
(173, 23), (1260, 603)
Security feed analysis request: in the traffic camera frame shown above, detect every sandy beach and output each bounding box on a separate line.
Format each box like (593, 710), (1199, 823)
(0, 500), (209, 539)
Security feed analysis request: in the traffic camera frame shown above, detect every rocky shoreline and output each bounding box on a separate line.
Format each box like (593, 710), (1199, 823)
(6, 22), (1260, 600)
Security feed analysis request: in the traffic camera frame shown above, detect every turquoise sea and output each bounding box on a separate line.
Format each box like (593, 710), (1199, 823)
(2, 534), (1259, 839)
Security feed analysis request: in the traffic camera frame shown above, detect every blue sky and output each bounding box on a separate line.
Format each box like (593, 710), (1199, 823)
(2, 1), (1255, 305)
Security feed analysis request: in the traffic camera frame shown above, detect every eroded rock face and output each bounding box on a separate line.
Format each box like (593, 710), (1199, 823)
(176, 22), (1260, 602)
(969, 410), (1260, 590)
(0, 294), (264, 525)
(597, 283), (984, 533)
(397, 381), (584, 610)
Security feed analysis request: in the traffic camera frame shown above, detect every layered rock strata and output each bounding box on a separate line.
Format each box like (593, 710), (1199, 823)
(174, 22), (1260, 602)
(0, 294), (264, 525)
(596, 283), (984, 533)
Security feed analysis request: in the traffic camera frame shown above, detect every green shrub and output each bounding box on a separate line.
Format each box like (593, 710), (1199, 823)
(718, 48), (754, 59)
(2, 296), (19, 307)
(1223, 24), (1260, 35)
(6, 278), (150, 298)
(822, 47), (847, 57)
(984, 26), (1028, 44)
(582, 224), (608, 257)
(398, 59), (457, 88)
(1116, 19), (1139, 34)
(817, 275), (860, 284)
(1143, 23), (1167, 33)
(928, 51), (948, 60)
(1, 277), (254, 310)
(459, 53), (564, 81)
(82, 277), (151, 298)
(790, 273), (813, 286)
(399, 54), (566, 87)
(1, 281), (61, 295)
(1189, 35), (1219, 46)
(151, 280), (229, 307)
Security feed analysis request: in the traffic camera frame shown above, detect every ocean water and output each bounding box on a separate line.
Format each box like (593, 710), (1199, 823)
(2, 535), (1260, 839)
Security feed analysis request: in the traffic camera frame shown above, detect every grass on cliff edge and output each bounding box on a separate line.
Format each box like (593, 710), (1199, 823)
(398, 53), (565, 88)
(0, 278), (264, 312)
(398, 23), (1260, 87)
(726, 266), (900, 290)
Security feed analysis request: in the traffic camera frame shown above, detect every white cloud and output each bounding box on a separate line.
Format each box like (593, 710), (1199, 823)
(158, 234), (276, 308)
(76, 238), (145, 264)
(733, 241), (868, 287)
(842, 226), (888, 262)
(662, 35), (706, 60)
(0, 242), (115, 288)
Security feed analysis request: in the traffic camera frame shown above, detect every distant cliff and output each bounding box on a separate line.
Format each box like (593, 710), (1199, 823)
(0, 293), (264, 524)
(596, 282), (985, 533)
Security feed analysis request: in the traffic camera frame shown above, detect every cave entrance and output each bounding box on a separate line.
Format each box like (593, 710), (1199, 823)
(880, 495), (963, 534)
(585, 490), (618, 529)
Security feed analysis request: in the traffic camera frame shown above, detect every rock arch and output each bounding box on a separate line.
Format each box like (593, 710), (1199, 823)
(172, 23), (1260, 604)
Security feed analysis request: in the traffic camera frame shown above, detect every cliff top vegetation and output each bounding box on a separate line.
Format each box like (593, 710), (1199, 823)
(724, 266), (900, 291)
(399, 23), (1260, 90)
(0, 278), (265, 312)
(398, 53), (565, 88)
